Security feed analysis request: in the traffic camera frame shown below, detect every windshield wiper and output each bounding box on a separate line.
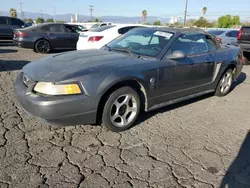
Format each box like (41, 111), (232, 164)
(104, 44), (111, 51)
(111, 48), (147, 60)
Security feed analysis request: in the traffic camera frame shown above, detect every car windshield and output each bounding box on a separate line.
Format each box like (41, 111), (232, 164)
(207, 30), (225, 36)
(91, 25), (115, 32)
(91, 24), (100, 29)
(107, 28), (174, 57)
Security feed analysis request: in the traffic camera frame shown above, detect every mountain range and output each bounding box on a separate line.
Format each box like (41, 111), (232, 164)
(0, 11), (172, 23)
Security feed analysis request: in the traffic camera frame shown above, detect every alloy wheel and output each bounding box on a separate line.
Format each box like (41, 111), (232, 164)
(36, 40), (50, 53)
(220, 72), (233, 94)
(110, 94), (138, 127)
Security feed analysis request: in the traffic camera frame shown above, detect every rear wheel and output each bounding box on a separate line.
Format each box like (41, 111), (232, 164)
(35, 39), (51, 54)
(102, 87), (141, 132)
(215, 69), (233, 97)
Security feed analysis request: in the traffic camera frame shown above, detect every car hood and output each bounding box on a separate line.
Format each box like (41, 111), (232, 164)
(23, 49), (148, 82)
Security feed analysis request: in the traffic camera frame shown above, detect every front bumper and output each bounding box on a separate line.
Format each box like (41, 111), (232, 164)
(14, 73), (98, 125)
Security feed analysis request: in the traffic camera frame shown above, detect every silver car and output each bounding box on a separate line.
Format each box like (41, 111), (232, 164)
(208, 29), (239, 46)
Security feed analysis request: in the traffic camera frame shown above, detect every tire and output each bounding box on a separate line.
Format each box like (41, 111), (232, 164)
(34, 39), (51, 54)
(215, 69), (233, 97)
(102, 86), (141, 132)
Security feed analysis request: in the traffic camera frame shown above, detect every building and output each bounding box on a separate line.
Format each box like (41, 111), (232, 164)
(170, 16), (179, 24)
(75, 13), (78, 22)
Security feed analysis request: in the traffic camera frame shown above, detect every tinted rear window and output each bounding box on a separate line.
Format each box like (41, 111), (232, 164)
(10, 18), (24, 26)
(207, 30), (225, 35)
(91, 25), (115, 32)
(242, 27), (250, 32)
(0, 17), (7, 24)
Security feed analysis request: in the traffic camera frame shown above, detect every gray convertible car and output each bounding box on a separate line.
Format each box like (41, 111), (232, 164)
(14, 28), (244, 132)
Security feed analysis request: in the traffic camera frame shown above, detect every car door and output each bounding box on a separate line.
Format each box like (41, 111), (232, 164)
(46, 24), (70, 49)
(225, 30), (238, 45)
(0, 17), (12, 39)
(64, 24), (79, 49)
(156, 34), (214, 103)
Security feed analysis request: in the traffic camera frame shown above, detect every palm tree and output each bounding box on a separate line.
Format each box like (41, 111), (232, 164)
(9, 8), (17, 18)
(142, 10), (147, 24)
(202, 7), (207, 18)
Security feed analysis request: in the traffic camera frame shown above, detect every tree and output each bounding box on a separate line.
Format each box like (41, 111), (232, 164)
(9, 8), (17, 18)
(170, 22), (183, 27)
(194, 17), (208, 27)
(153, 20), (161, 26)
(93, 18), (102, 22)
(202, 7), (207, 17)
(24, 18), (33, 23)
(142, 10), (147, 23)
(192, 17), (215, 28)
(217, 15), (241, 28)
(36, 17), (45, 24)
(46, 18), (54, 23)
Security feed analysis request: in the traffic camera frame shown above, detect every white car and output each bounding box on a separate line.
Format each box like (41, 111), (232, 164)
(207, 29), (239, 46)
(76, 24), (144, 50)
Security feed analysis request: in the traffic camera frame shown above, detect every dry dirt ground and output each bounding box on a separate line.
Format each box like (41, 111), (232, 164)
(0, 44), (250, 188)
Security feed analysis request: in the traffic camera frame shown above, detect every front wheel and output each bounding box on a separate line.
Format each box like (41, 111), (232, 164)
(215, 69), (233, 97)
(102, 87), (141, 132)
(35, 39), (51, 54)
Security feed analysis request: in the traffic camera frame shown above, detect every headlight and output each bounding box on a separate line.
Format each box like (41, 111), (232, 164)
(33, 82), (82, 95)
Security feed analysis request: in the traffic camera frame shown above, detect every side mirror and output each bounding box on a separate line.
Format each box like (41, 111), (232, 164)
(168, 50), (186, 60)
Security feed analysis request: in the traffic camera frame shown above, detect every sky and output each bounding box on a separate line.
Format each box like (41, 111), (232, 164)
(1, 0), (250, 20)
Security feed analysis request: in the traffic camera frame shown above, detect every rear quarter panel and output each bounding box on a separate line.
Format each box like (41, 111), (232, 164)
(214, 46), (243, 81)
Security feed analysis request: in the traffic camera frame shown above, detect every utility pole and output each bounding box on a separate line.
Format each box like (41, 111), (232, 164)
(40, 9), (43, 18)
(20, 1), (23, 19)
(184, 0), (188, 27)
(53, 5), (56, 22)
(89, 5), (94, 21)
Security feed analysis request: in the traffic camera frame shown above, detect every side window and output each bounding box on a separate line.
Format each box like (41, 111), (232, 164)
(42, 26), (50, 32)
(0, 17), (7, 24)
(170, 34), (208, 56)
(10, 18), (24, 26)
(49, 25), (63, 32)
(226, 31), (238, 38)
(64, 25), (76, 33)
(206, 38), (217, 51)
(100, 23), (107, 27)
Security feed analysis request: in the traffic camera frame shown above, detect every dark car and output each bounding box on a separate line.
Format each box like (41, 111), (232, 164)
(238, 26), (250, 64)
(13, 23), (80, 53)
(14, 28), (244, 132)
(0, 16), (26, 39)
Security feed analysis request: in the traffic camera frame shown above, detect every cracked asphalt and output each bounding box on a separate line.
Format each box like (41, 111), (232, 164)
(0, 44), (250, 188)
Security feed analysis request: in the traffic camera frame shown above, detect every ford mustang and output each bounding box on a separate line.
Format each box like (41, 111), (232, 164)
(14, 28), (244, 132)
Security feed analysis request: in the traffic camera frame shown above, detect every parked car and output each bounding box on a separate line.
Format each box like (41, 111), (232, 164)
(13, 23), (80, 53)
(0, 16), (26, 39)
(207, 29), (239, 46)
(14, 28), (244, 132)
(238, 26), (250, 64)
(77, 24), (143, 50)
(90, 22), (113, 29)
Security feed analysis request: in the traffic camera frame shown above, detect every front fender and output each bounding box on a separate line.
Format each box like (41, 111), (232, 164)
(97, 71), (148, 96)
